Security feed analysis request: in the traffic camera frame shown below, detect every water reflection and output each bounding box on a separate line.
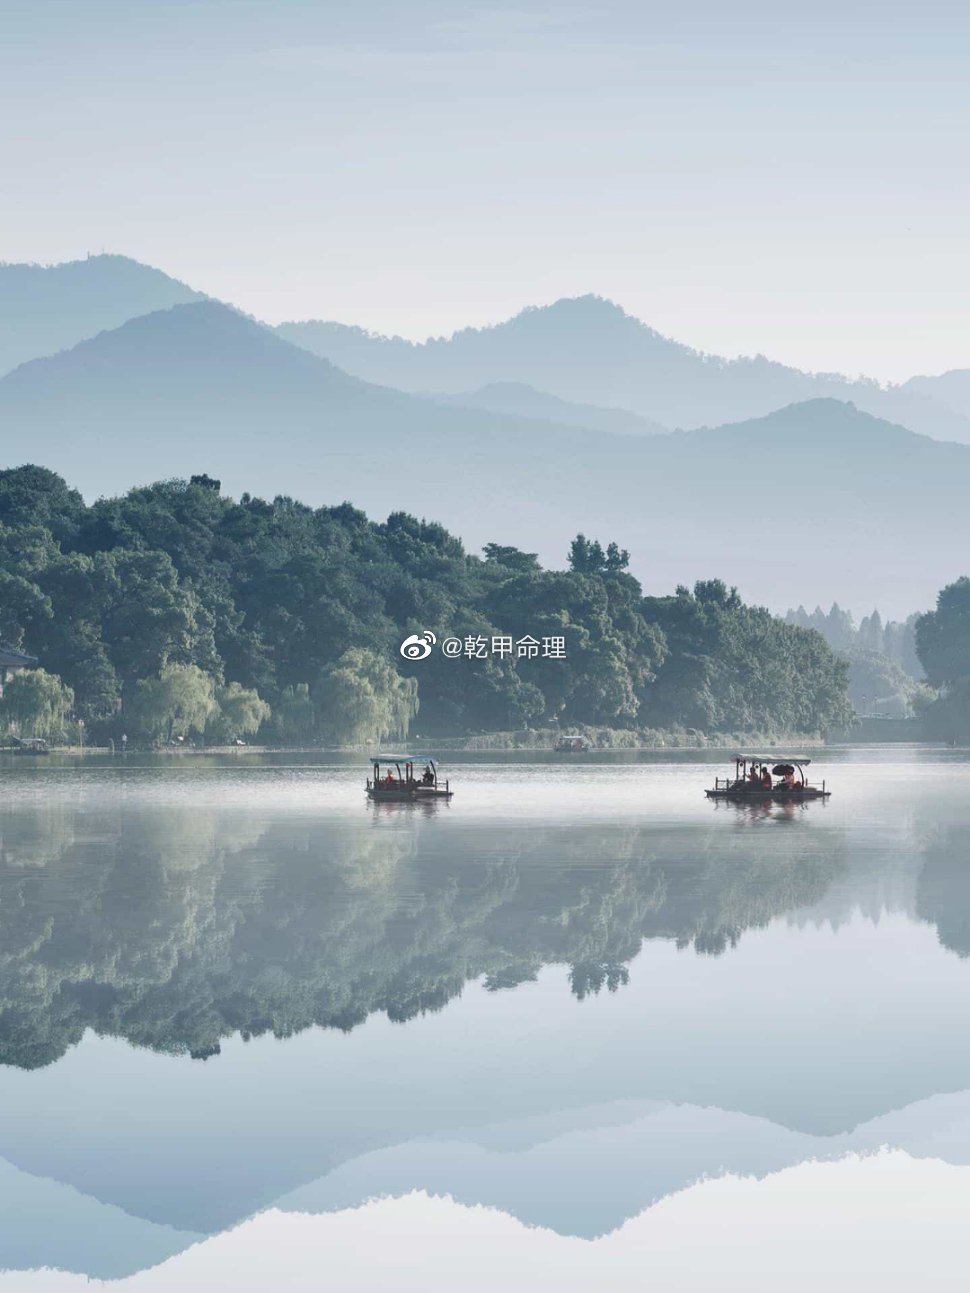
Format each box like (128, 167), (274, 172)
(2, 754), (970, 1285)
(915, 827), (970, 958)
(0, 796), (844, 1068)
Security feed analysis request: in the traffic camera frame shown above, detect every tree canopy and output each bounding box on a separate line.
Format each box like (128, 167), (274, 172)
(0, 466), (854, 743)
(916, 577), (970, 739)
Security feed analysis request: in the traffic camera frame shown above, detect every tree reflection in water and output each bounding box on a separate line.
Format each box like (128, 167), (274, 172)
(0, 800), (846, 1069)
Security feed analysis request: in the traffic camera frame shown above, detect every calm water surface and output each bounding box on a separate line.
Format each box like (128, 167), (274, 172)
(1, 747), (970, 1288)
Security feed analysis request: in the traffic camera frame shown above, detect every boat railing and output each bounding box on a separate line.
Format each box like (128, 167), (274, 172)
(365, 775), (450, 793)
(712, 775), (827, 793)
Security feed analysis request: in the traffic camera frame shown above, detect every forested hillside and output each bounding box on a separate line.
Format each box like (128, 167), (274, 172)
(787, 603), (926, 718)
(0, 467), (853, 745)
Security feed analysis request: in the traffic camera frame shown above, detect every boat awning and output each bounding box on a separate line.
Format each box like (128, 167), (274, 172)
(733, 754), (812, 765)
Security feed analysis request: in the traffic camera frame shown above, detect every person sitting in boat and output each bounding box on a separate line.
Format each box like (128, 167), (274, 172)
(383, 771), (395, 787)
(760, 767), (773, 790)
(782, 768), (796, 789)
(422, 764), (435, 785)
(747, 765), (760, 786)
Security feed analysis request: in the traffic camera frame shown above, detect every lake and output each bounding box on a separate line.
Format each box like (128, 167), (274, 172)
(2, 747), (970, 1290)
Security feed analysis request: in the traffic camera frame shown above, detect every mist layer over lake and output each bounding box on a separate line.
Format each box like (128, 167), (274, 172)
(1, 747), (969, 1286)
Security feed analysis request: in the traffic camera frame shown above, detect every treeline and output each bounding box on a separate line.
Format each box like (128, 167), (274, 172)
(0, 467), (853, 745)
(916, 578), (970, 741)
(786, 602), (927, 719)
(786, 602), (922, 676)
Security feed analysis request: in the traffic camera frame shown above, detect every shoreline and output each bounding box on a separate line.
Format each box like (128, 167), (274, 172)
(1, 731), (832, 758)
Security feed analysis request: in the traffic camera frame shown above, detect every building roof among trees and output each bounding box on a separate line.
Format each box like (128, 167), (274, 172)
(0, 645), (38, 669)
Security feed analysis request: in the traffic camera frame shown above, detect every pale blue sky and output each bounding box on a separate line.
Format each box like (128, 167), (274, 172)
(2, 0), (970, 379)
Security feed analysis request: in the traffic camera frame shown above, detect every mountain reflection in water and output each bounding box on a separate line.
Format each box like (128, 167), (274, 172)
(1, 752), (970, 1284)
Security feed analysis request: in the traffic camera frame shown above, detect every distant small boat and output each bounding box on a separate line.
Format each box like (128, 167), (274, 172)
(366, 757), (453, 802)
(12, 737), (50, 756)
(555, 735), (590, 753)
(705, 755), (830, 801)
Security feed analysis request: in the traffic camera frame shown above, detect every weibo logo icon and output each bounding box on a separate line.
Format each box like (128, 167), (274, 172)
(400, 631), (437, 661)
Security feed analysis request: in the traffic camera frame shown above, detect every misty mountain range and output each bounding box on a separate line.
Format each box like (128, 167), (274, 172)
(0, 254), (202, 378)
(2, 253), (970, 615)
(5, 254), (970, 439)
(276, 297), (970, 441)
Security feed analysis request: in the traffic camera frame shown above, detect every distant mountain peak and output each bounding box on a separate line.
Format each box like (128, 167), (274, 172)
(521, 294), (633, 322)
(0, 253), (204, 377)
(706, 397), (935, 446)
(0, 298), (349, 391)
(472, 380), (541, 397)
(110, 298), (252, 334)
(461, 294), (664, 347)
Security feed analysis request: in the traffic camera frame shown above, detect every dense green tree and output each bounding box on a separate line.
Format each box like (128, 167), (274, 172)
(96, 550), (219, 696)
(0, 571), (51, 646)
(915, 577), (970, 740)
(568, 534), (630, 575)
(642, 581), (853, 734)
(0, 467), (853, 743)
(482, 544), (541, 574)
(0, 466), (85, 544)
(916, 577), (970, 689)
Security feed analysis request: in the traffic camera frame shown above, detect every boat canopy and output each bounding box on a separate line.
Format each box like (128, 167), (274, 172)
(371, 756), (437, 766)
(732, 754), (811, 766)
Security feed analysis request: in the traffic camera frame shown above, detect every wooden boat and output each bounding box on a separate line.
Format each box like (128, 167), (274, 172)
(366, 757), (453, 802)
(705, 755), (830, 801)
(12, 737), (50, 756)
(555, 735), (590, 753)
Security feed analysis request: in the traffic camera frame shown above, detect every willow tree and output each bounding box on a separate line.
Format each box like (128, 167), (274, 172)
(314, 648), (418, 746)
(1, 669), (74, 741)
(272, 684), (315, 744)
(130, 664), (218, 744)
(206, 682), (271, 744)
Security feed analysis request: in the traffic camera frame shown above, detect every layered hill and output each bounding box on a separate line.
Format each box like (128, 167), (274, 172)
(277, 295), (970, 441)
(0, 254), (202, 377)
(0, 304), (966, 615)
(6, 255), (969, 445)
(903, 369), (970, 421)
(426, 381), (667, 436)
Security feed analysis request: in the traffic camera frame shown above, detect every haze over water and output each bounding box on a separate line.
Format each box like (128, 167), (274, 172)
(2, 747), (970, 1288)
